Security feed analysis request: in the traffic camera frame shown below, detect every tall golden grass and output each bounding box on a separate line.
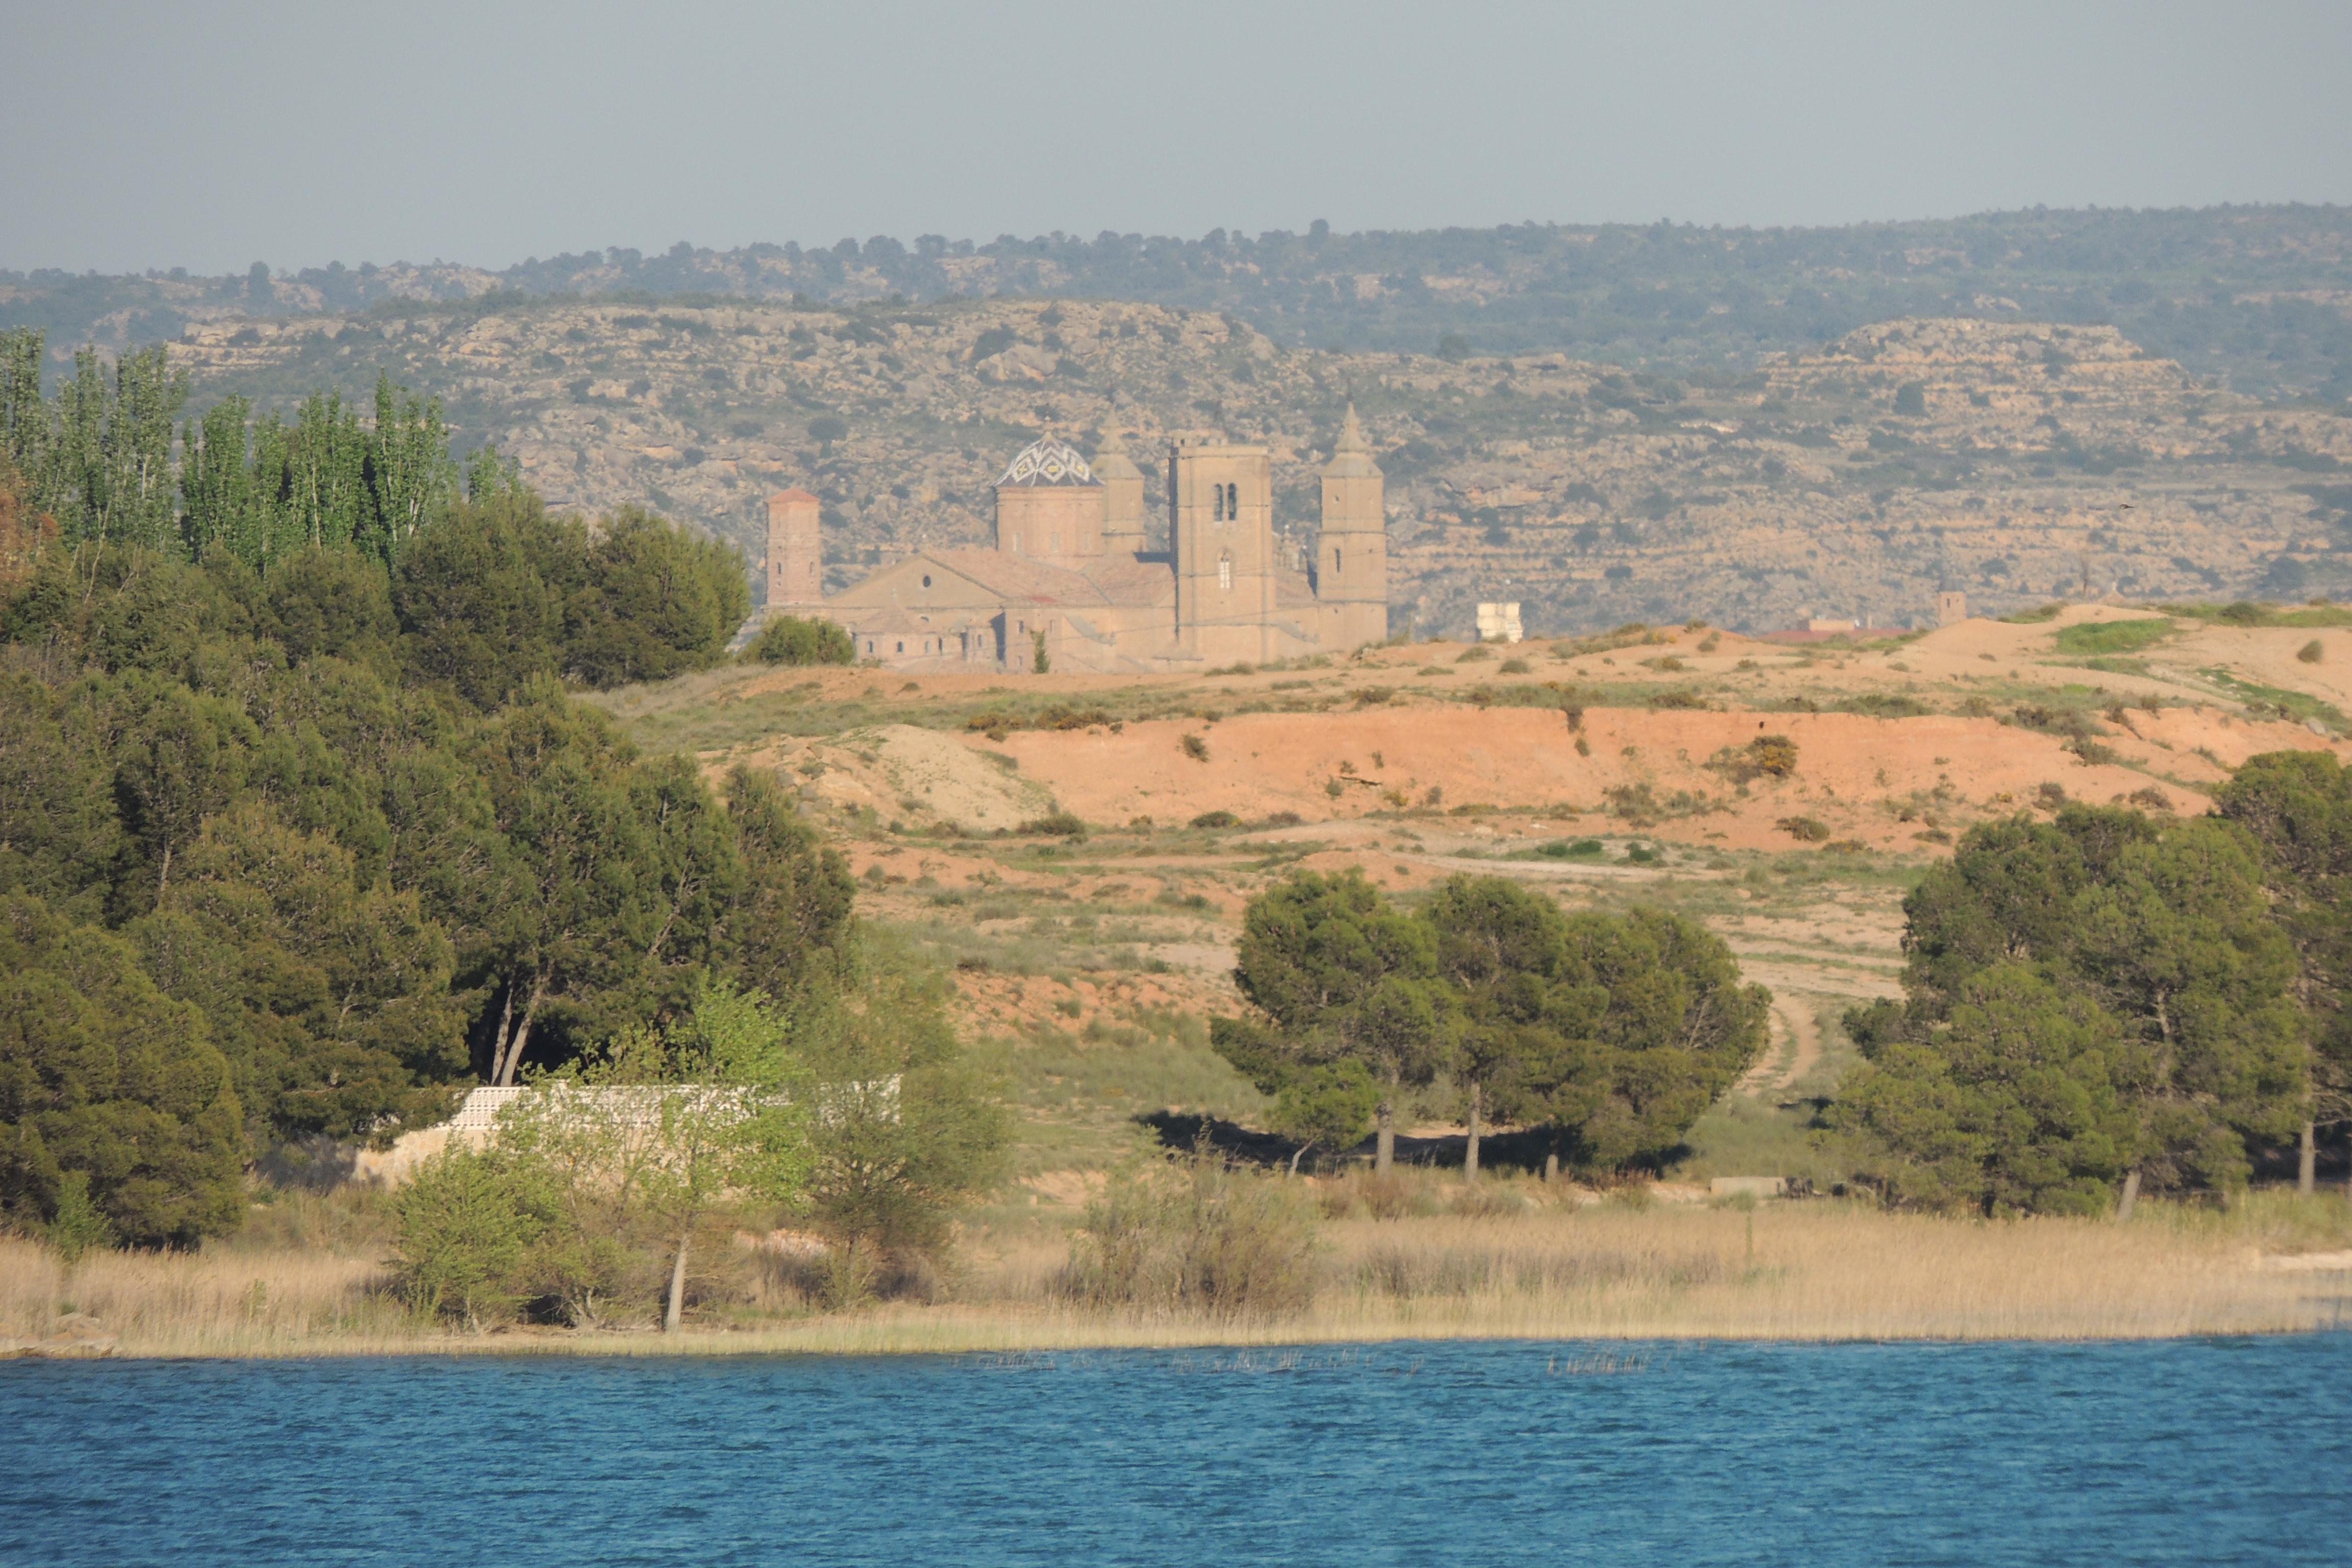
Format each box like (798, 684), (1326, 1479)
(7, 1183), (2346, 1358)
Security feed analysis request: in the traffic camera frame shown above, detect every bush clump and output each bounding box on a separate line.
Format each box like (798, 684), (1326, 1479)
(1062, 1145), (1320, 1318)
(1710, 734), (1798, 784)
(1188, 810), (1240, 829)
(1777, 815), (1831, 843)
(747, 614), (853, 667)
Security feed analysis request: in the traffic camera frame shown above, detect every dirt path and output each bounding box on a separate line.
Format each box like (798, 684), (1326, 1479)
(1738, 996), (1825, 1098)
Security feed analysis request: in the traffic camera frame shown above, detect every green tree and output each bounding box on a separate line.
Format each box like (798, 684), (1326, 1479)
(366, 374), (458, 560)
(128, 802), (467, 1145)
(564, 506), (750, 688)
(1513, 908), (1769, 1174)
(107, 673), (256, 905)
(462, 696), (744, 1082)
(718, 764), (855, 1001)
(745, 614), (853, 667)
(181, 395), (260, 561)
(393, 491), (579, 708)
(1831, 966), (2142, 1214)
(1217, 869), (1447, 1171)
(2214, 749), (2352, 1193)
(792, 935), (1006, 1286)
(1423, 874), (1564, 1180)
(0, 671), (122, 920)
(257, 548), (399, 668)
(1859, 806), (2307, 1209)
(0, 894), (244, 1247)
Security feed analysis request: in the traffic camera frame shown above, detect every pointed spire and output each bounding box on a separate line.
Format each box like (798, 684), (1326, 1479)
(1098, 427), (1128, 456)
(1336, 402), (1367, 453)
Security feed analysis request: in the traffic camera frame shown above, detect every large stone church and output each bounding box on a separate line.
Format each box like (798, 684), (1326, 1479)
(761, 409), (1388, 672)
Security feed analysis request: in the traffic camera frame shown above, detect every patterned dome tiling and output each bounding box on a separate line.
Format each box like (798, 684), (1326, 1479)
(997, 437), (1098, 487)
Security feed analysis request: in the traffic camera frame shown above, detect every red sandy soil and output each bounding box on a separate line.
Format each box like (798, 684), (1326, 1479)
(988, 704), (2343, 853)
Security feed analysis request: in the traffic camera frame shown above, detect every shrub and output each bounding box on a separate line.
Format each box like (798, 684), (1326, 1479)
(2299, 639), (2325, 664)
(1710, 734), (1798, 785)
(1455, 646), (1492, 663)
(394, 1144), (549, 1328)
(1062, 1145), (1320, 1317)
(1020, 811), (1087, 839)
(1498, 658), (1531, 675)
(1181, 733), (1210, 762)
(1776, 816), (1831, 843)
(1188, 810), (1240, 829)
(747, 614), (853, 667)
(1350, 686), (1394, 706)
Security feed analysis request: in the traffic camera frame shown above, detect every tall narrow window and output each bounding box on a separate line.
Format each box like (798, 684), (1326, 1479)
(1225, 483), (1239, 518)
(1334, 548), (1342, 577)
(1212, 485), (1226, 522)
(1218, 551), (1233, 592)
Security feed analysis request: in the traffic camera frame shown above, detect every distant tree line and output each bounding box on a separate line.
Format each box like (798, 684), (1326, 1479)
(10, 206), (2348, 398)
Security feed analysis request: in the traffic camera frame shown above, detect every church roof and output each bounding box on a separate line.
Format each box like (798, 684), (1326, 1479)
(996, 437), (1099, 488)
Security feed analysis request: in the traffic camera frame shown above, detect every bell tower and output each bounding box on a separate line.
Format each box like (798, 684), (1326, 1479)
(1316, 405), (1386, 647)
(765, 488), (822, 609)
(1170, 438), (1273, 662)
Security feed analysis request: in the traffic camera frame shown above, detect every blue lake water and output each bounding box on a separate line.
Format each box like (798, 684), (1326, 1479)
(2, 1335), (2346, 1566)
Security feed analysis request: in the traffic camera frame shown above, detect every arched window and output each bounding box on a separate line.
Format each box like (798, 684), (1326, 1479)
(1226, 482), (1239, 518)
(896, 641), (905, 654)
(922, 574), (932, 589)
(1212, 485), (1225, 522)
(1333, 548), (1342, 576)
(1218, 551), (1233, 592)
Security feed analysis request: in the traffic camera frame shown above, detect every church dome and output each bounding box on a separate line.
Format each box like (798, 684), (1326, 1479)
(997, 436), (1099, 488)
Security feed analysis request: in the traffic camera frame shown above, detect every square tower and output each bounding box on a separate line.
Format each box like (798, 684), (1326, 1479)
(1316, 405), (1387, 649)
(765, 489), (822, 609)
(1169, 439), (1273, 662)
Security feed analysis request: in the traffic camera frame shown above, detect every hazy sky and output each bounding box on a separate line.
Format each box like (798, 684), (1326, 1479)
(11, 0), (2351, 276)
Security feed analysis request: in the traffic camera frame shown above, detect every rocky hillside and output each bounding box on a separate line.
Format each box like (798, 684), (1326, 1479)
(162, 295), (2352, 638)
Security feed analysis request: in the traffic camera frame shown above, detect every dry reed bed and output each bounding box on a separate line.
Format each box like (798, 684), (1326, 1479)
(7, 1202), (2345, 1358)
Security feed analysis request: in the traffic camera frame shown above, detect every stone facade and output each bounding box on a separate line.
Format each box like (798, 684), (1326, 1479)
(767, 409), (1388, 672)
